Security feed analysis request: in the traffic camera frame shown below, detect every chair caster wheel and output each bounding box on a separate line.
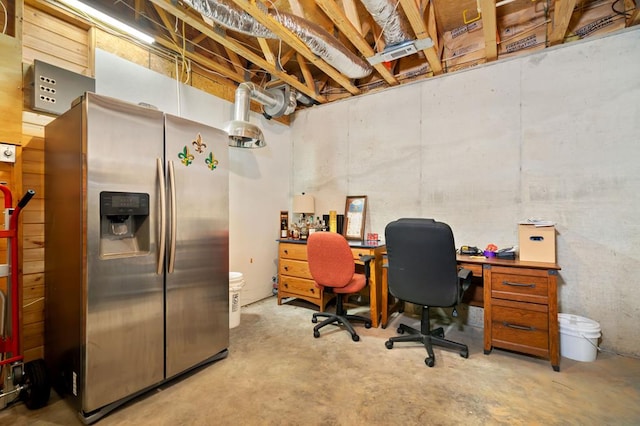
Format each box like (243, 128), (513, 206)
(425, 357), (435, 367)
(352, 334), (360, 342)
(313, 330), (320, 338)
(460, 349), (469, 359)
(365, 322), (372, 329)
(396, 327), (405, 334)
(385, 340), (393, 349)
(311, 317), (318, 324)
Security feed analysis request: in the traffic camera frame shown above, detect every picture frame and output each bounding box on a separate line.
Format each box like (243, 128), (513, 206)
(343, 195), (367, 240)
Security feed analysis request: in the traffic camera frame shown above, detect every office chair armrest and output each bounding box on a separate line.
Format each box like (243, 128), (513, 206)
(457, 267), (473, 298)
(359, 254), (374, 265)
(359, 254), (374, 282)
(458, 268), (472, 282)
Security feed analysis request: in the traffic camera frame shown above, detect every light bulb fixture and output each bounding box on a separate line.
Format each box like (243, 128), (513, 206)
(57, 0), (155, 44)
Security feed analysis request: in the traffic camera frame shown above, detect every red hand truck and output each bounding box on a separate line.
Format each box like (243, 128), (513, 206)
(0, 184), (49, 410)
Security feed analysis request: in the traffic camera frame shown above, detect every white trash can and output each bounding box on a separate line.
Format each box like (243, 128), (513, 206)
(229, 272), (245, 329)
(558, 313), (601, 362)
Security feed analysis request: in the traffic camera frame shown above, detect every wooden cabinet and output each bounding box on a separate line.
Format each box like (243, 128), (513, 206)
(483, 263), (561, 371)
(278, 242), (334, 311)
(277, 240), (386, 326)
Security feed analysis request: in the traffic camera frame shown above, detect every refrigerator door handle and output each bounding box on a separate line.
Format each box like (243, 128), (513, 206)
(168, 160), (177, 274)
(157, 158), (166, 275)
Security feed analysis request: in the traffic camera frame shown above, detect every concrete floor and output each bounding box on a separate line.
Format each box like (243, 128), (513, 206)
(2, 296), (640, 425)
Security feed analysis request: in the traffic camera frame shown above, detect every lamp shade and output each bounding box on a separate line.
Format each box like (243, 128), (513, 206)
(293, 194), (315, 214)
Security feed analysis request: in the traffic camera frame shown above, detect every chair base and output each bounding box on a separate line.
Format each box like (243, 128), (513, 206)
(311, 295), (372, 342)
(385, 306), (469, 367)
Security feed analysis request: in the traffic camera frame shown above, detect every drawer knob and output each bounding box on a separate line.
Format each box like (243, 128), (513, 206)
(284, 249), (289, 254)
(310, 288), (315, 293)
(284, 266), (289, 271)
(503, 281), (535, 288)
(503, 322), (536, 332)
(284, 283), (288, 288)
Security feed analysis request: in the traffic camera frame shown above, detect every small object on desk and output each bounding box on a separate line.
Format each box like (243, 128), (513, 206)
(460, 245), (482, 255)
(484, 243), (498, 258)
(496, 246), (516, 260)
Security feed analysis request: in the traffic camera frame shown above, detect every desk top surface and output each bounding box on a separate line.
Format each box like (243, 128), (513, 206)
(457, 254), (560, 270)
(278, 238), (385, 249)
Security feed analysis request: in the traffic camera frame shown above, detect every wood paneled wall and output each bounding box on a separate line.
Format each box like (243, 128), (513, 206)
(19, 2), (91, 361)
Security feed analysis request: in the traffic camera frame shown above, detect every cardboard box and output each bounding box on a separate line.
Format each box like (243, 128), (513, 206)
(442, 21), (486, 73)
(566, 0), (626, 42)
(518, 224), (556, 263)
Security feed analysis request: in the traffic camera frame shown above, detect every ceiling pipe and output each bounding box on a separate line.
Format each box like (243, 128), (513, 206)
(360, 0), (414, 47)
(182, 0), (373, 79)
(225, 82), (296, 148)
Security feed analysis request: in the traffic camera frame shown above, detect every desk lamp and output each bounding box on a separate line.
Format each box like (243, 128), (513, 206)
(293, 193), (315, 224)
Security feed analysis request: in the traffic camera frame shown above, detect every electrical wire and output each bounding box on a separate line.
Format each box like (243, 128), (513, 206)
(113, 0), (271, 81)
(1, 0), (8, 34)
(264, 0), (286, 73)
(612, 0), (634, 17)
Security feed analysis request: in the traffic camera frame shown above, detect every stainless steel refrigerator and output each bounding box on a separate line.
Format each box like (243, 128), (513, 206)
(44, 92), (229, 423)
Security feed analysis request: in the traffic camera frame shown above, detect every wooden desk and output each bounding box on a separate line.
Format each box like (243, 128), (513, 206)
(382, 254), (561, 371)
(277, 239), (386, 328)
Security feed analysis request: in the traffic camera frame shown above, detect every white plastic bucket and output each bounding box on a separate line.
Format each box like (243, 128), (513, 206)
(558, 313), (601, 362)
(229, 272), (245, 329)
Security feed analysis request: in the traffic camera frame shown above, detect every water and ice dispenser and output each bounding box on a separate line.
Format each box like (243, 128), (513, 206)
(99, 191), (150, 258)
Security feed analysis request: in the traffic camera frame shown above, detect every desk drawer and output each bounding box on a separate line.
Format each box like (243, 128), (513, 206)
(491, 271), (549, 304)
(491, 301), (549, 356)
(279, 243), (308, 261)
(280, 276), (319, 299)
(279, 259), (312, 280)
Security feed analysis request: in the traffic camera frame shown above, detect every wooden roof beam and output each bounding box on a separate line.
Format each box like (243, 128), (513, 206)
(201, 38), (240, 73)
(147, 0), (326, 103)
(229, 0), (360, 95)
(223, 47), (247, 77)
(154, 36), (245, 84)
(297, 53), (317, 93)
(342, 0), (362, 32)
(624, 0), (640, 27)
(258, 38), (277, 65)
(315, 0), (398, 85)
(479, 0), (497, 61)
(398, 0), (443, 74)
(152, 4), (179, 45)
(134, 0), (144, 21)
(549, 0), (577, 46)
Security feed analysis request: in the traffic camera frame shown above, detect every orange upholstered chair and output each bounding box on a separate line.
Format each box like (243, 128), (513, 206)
(306, 232), (372, 341)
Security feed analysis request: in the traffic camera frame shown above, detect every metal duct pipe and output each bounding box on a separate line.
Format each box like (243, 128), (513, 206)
(360, 0), (414, 47)
(225, 82), (296, 148)
(182, 0), (372, 79)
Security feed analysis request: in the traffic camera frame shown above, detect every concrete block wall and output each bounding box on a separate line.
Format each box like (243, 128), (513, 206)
(291, 28), (640, 356)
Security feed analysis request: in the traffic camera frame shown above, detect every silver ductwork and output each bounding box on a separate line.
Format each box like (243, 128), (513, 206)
(225, 82), (297, 148)
(183, 0), (372, 79)
(360, 0), (414, 47)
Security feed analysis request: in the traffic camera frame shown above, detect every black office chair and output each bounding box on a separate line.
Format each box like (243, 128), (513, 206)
(384, 218), (472, 367)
